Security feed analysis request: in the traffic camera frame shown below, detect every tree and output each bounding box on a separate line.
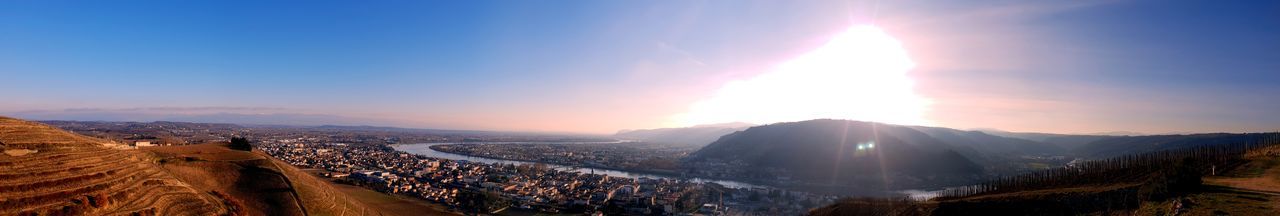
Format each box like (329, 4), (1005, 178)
(229, 137), (252, 151)
(457, 190), (507, 215)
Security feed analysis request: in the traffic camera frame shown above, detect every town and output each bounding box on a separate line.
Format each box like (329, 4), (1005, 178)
(430, 142), (692, 175)
(262, 141), (835, 215)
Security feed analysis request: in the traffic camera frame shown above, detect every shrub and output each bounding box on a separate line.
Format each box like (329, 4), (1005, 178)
(229, 137), (252, 151)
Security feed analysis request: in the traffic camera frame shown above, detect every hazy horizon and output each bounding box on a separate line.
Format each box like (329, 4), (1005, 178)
(6, 110), (1269, 136)
(3, 1), (1278, 134)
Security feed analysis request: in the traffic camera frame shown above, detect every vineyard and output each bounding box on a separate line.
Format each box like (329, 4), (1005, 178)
(934, 133), (1280, 200)
(0, 117), (233, 215)
(811, 133), (1280, 216)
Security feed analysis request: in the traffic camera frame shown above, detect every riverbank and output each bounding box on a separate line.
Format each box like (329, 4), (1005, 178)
(427, 144), (684, 176)
(392, 143), (769, 189)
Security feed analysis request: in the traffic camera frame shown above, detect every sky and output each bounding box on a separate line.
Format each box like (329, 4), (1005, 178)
(1, 0), (1277, 134)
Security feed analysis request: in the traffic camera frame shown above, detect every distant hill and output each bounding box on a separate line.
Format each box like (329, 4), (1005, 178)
(614, 123), (752, 147)
(1070, 133), (1280, 159)
(9, 109), (390, 127)
(974, 130), (1067, 142)
(685, 119), (985, 190)
(681, 120), (1265, 192)
(908, 126), (1066, 163)
(0, 116), (390, 216)
(976, 130), (1115, 151)
(982, 130), (1280, 159)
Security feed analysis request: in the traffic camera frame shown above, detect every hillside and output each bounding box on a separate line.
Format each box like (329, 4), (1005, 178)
(1, 116), (394, 216)
(143, 142), (392, 216)
(908, 126), (1065, 163)
(0, 116), (231, 215)
(976, 130), (1280, 160)
(686, 119), (985, 190)
(683, 119), (1084, 190)
(614, 123), (751, 147)
(1190, 145), (1280, 216)
(976, 130), (1113, 151)
(809, 134), (1280, 216)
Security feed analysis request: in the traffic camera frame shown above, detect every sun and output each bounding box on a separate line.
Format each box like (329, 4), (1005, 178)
(668, 25), (930, 127)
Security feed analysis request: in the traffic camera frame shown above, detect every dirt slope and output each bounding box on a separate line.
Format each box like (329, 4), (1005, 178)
(1189, 153), (1280, 215)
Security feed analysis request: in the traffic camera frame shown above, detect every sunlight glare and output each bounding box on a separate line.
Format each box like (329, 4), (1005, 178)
(669, 25), (931, 127)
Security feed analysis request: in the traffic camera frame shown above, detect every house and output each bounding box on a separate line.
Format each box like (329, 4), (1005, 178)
(699, 204), (721, 214)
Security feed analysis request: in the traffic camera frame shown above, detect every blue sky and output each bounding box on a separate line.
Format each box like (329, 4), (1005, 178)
(1, 0), (1277, 134)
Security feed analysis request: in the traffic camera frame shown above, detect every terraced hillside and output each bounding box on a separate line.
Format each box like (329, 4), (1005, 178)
(0, 116), (233, 215)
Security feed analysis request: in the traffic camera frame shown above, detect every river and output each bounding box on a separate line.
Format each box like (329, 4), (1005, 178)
(391, 142), (766, 189)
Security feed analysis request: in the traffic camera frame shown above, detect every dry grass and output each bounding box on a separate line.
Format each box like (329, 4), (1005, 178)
(152, 153), (305, 216)
(1188, 155), (1280, 215)
(1177, 185), (1279, 216)
(265, 155), (385, 216)
(322, 177), (456, 216)
(268, 155), (458, 216)
(1205, 173), (1280, 195)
